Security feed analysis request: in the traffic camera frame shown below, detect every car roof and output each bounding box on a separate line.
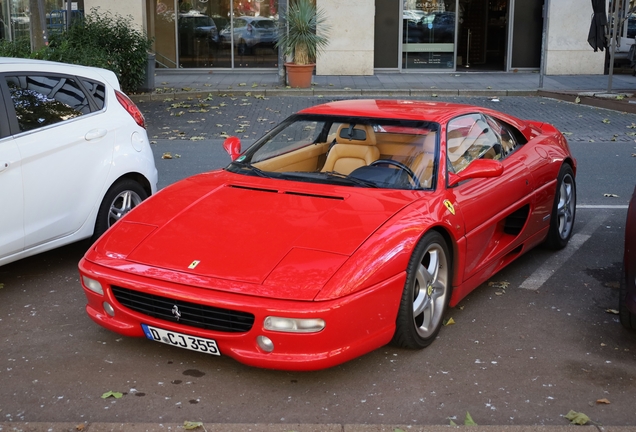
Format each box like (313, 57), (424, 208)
(0, 57), (120, 89)
(299, 99), (531, 135)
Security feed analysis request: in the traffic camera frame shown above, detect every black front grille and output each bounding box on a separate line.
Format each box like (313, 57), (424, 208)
(111, 286), (254, 333)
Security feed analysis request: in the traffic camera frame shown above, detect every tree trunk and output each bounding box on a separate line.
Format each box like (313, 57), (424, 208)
(29, 0), (48, 52)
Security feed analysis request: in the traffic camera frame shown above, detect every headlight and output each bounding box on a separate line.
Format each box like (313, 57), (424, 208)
(263, 316), (325, 333)
(82, 275), (104, 295)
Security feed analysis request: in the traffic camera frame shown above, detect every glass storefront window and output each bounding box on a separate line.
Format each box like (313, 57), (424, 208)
(402, 0), (456, 69)
(0, 2), (9, 41)
(149, 0), (278, 69)
(0, 0), (85, 43)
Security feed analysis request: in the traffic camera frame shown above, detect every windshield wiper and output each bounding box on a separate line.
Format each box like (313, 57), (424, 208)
(321, 171), (379, 188)
(228, 161), (273, 178)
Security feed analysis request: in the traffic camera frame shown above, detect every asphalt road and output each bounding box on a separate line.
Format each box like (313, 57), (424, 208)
(1, 95), (635, 428)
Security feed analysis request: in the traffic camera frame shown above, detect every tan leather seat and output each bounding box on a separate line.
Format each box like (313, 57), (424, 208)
(410, 132), (437, 188)
(321, 124), (380, 175)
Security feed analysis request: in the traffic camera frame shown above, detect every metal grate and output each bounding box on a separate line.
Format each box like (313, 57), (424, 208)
(111, 286), (254, 333)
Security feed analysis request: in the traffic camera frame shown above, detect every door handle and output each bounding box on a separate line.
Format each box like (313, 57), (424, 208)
(85, 128), (108, 141)
(0, 161), (8, 173)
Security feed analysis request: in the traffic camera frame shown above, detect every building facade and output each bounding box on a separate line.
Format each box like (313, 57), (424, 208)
(0, 0), (611, 75)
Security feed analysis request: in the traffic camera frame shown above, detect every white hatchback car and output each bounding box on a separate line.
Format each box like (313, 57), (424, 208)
(0, 58), (158, 266)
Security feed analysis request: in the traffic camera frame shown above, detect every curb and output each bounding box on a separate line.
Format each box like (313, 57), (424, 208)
(130, 88), (540, 103)
(2, 423), (636, 432)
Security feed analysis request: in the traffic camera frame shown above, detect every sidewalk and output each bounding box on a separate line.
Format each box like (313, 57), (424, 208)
(132, 70), (636, 112)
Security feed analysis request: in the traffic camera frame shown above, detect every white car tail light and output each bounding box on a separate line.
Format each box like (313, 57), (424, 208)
(115, 90), (146, 129)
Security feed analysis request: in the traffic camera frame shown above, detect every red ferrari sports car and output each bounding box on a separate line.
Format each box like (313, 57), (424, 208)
(79, 99), (576, 371)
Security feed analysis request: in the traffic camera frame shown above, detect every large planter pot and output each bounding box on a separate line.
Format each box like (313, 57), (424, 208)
(285, 62), (315, 88)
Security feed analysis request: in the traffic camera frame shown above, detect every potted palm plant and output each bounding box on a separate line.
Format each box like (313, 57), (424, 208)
(276, 0), (330, 88)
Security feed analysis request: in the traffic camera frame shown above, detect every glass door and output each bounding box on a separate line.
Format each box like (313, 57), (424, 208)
(402, 0), (457, 69)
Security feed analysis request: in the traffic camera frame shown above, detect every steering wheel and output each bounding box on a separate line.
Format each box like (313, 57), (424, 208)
(369, 159), (421, 188)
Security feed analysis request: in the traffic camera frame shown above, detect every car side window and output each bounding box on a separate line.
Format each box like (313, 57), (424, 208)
(484, 114), (521, 157)
(446, 113), (504, 174)
(6, 75), (91, 133)
(81, 79), (106, 110)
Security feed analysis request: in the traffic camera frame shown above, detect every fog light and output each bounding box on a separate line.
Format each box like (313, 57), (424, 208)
(103, 302), (115, 317)
(257, 335), (274, 352)
(263, 316), (325, 333)
(82, 276), (103, 295)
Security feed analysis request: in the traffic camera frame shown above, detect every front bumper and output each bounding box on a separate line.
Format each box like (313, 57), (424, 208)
(79, 258), (404, 371)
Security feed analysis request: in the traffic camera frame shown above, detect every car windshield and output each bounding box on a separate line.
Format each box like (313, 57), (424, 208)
(226, 114), (439, 190)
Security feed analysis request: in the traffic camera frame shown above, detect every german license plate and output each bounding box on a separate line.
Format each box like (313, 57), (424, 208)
(142, 324), (220, 356)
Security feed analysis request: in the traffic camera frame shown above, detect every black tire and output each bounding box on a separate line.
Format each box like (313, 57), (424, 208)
(237, 40), (248, 55)
(545, 164), (576, 250)
(392, 231), (452, 349)
(619, 263), (636, 330)
(93, 179), (147, 242)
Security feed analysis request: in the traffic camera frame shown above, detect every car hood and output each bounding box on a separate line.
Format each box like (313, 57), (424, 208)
(94, 171), (420, 300)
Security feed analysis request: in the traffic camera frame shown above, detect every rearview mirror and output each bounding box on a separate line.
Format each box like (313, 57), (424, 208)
(448, 159), (504, 187)
(223, 136), (242, 161)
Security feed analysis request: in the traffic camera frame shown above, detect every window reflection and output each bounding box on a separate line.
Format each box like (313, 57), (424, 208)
(402, 0), (455, 69)
(149, 0), (279, 68)
(7, 75), (90, 133)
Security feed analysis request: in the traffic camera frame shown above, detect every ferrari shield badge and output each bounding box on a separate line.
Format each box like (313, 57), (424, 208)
(443, 199), (456, 215)
(188, 260), (200, 269)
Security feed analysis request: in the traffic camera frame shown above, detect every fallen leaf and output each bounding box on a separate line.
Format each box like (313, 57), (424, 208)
(161, 152), (173, 159)
(564, 410), (590, 425)
(596, 398), (611, 404)
(238, 83), (246, 86)
(602, 119), (610, 124)
(0, 283), (4, 289)
(183, 421), (204, 430)
(76, 424), (86, 431)
(575, 96), (581, 103)
(465, 412), (477, 426)
(449, 420), (457, 426)
(443, 317), (455, 326)
(605, 309), (619, 315)
(251, 83), (258, 88)
(101, 391), (123, 399)
(616, 95), (625, 100)
(488, 281), (510, 289)
(562, 132), (573, 136)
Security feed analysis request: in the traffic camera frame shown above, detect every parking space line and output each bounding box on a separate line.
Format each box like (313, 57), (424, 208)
(519, 212), (609, 290)
(577, 205), (628, 209)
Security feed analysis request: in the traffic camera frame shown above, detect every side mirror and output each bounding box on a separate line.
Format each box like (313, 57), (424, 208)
(223, 136), (242, 161)
(448, 159), (504, 187)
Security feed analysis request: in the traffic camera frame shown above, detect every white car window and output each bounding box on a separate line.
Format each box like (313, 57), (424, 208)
(6, 75), (91, 133)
